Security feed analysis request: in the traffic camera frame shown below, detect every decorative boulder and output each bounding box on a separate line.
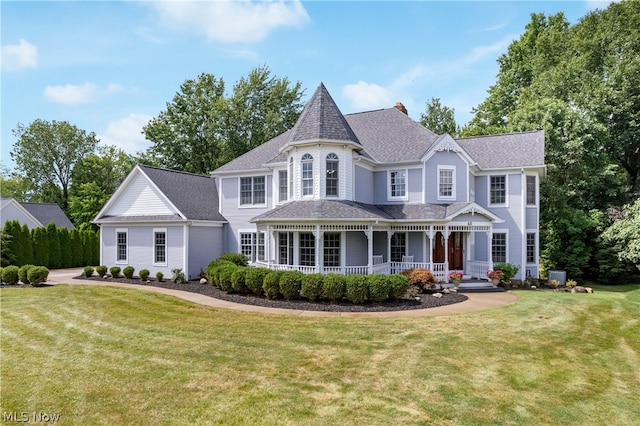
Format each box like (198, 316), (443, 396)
(200, 278), (208, 284)
(432, 293), (443, 298)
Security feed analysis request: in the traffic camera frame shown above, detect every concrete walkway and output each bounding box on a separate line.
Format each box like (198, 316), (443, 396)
(47, 268), (519, 318)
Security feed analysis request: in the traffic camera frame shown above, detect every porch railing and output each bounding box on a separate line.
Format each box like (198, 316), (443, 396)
(467, 260), (491, 280)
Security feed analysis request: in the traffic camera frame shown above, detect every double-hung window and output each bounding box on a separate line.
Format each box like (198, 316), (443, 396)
(526, 175), (537, 206)
(526, 233), (536, 264)
(438, 166), (455, 200)
(390, 233), (406, 262)
(116, 229), (128, 263)
(389, 170), (407, 199)
(301, 154), (314, 196)
(323, 233), (340, 267)
(299, 232), (315, 266)
(154, 229), (167, 265)
(239, 232), (265, 262)
(492, 232), (507, 263)
(325, 153), (339, 197)
(278, 170), (288, 203)
(490, 175), (506, 205)
(240, 176), (265, 206)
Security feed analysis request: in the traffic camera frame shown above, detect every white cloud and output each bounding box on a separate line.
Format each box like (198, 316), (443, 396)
(44, 83), (124, 105)
(342, 81), (392, 110)
(585, 0), (618, 10)
(98, 114), (153, 154)
(1, 39), (38, 72)
(151, 0), (310, 43)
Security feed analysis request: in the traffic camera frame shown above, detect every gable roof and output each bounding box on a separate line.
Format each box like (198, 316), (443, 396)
(95, 165), (226, 223)
(19, 202), (75, 229)
(287, 83), (360, 146)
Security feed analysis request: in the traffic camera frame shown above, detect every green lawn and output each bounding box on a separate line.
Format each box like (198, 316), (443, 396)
(1, 283), (639, 425)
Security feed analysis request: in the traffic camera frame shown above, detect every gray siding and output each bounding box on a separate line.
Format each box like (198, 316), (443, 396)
(526, 207), (538, 229)
(345, 231), (367, 266)
(425, 151), (468, 204)
(353, 165), (373, 204)
(408, 168), (422, 203)
(188, 225), (224, 279)
(372, 171), (387, 204)
(407, 232), (424, 262)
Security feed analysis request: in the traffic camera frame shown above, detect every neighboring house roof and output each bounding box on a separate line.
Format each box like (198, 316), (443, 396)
(251, 200), (500, 223)
(1, 197), (74, 229)
(95, 164), (226, 223)
(20, 202), (75, 229)
(288, 82), (360, 146)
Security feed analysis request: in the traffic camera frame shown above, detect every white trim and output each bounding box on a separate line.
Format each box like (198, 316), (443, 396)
(152, 227), (168, 267)
(437, 165), (456, 201)
(525, 229), (538, 265)
(0, 198), (43, 228)
(387, 169), (409, 201)
(115, 228), (128, 265)
(526, 174), (538, 207)
(238, 175), (268, 208)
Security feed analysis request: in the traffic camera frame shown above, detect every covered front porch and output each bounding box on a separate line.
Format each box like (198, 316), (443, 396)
(253, 222), (497, 283)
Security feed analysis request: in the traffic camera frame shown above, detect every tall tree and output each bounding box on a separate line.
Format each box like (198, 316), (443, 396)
(32, 227), (49, 267)
(68, 182), (109, 230)
(58, 227), (72, 268)
(46, 222), (62, 269)
(11, 120), (99, 210)
(0, 165), (31, 200)
(71, 145), (136, 195)
(144, 66), (304, 174)
(21, 224), (34, 266)
(419, 97), (459, 136)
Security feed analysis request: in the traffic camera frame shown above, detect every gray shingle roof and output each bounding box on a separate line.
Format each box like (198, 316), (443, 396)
(213, 84), (544, 174)
(19, 202), (74, 229)
(457, 130), (545, 168)
(137, 165), (226, 221)
(288, 83), (360, 145)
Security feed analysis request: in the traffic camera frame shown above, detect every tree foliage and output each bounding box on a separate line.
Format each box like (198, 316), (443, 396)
(32, 227), (49, 267)
(144, 66), (304, 174)
(11, 119), (99, 210)
(602, 199), (640, 267)
(419, 97), (459, 136)
(46, 222), (62, 269)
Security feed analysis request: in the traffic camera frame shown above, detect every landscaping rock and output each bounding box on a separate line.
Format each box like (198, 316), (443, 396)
(199, 278), (208, 284)
(432, 293), (443, 298)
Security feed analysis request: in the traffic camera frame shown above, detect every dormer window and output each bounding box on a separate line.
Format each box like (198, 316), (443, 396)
(326, 153), (339, 197)
(301, 154), (314, 196)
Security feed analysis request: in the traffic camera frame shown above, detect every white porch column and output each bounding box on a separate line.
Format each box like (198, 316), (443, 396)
(487, 229), (493, 275)
(426, 228), (434, 268)
(313, 225), (323, 273)
(365, 226), (373, 274)
(265, 224), (271, 267)
(387, 231), (395, 264)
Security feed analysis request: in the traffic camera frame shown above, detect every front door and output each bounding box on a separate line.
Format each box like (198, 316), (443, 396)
(433, 232), (464, 270)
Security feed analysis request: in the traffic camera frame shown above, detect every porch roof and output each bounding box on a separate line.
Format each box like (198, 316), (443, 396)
(251, 201), (499, 223)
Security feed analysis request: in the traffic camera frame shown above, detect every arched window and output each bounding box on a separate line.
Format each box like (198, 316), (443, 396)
(301, 154), (314, 196)
(325, 153), (339, 197)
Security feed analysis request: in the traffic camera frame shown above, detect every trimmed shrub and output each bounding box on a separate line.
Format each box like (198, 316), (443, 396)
(279, 271), (304, 300)
(218, 265), (238, 292)
(28, 266), (49, 286)
(245, 267), (270, 296)
(96, 265), (107, 278)
(123, 266), (135, 279)
(21, 224), (34, 266)
(262, 271), (282, 299)
(156, 271), (164, 282)
(493, 262), (520, 284)
(2, 265), (20, 284)
(301, 273), (324, 302)
(388, 274), (410, 300)
(218, 252), (249, 267)
(367, 274), (390, 302)
(139, 269), (150, 281)
(172, 268), (186, 284)
(345, 274), (368, 304)
(84, 266), (94, 277)
(18, 264), (35, 284)
(110, 266), (121, 278)
(323, 273), (346, 302)
(205, 259), (236, 287)
(69, 229), (83, 267)
(32, 227), (49, 268)
(58, 227), (72, 268)
(47, 222), (62, 269)
(231, 267), (249, 293)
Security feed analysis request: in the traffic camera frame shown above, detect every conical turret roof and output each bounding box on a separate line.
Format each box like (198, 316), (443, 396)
(288, 83), (360, 145)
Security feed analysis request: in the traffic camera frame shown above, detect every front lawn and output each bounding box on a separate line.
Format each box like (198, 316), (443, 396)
(1, 283), (639, 424)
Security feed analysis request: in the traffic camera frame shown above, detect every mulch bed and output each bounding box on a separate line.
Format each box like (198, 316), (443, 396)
(72, 276), (469, 313)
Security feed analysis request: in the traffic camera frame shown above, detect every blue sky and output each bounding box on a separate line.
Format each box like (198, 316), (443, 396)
(1, 0), (611, 171)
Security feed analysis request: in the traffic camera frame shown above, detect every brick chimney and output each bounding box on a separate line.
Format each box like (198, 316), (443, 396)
(394, 102), (408, 115)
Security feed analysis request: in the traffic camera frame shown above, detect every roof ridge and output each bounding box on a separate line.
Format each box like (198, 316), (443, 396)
(138, 163), (212, 178)
(456, 129), (543, 141)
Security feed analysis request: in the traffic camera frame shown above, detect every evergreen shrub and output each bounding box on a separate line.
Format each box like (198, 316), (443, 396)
(2, 265), (19, 284)
(367, 274), (390, 302)
(323, 273), (346, 302)
(231, 267), (249, 293)
(156, 271), (164, 282)
(123, 266), (135, 279)
(245, 267), (270, 295)
(139, 269), (150, 281)
(301, 273), (324, 302)
(84, 266), (94, 277)
(388, 274), (410, 300)
(218, 265), (237, 291)
(18, 264), (35, 284)
(262, 271), (282, 299)
(96, 265), (107, 278)
(345, 274), (368, 304)
(109, 266), (121, 278)
(279, 270), (304, 300)
(28, 266), (49, 286)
